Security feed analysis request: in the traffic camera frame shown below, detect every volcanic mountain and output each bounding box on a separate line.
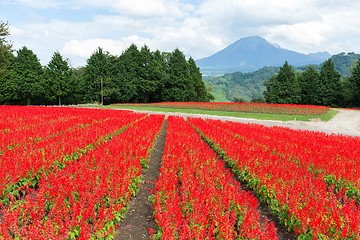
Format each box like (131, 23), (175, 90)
(196, 36), (331, 75)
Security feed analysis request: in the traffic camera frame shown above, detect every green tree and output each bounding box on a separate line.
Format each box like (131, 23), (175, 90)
(188, 57), (213, 101)
(0, 53), (18, 104)
(344, 59), (360, 107)
(163, 48), (194, 101)
(331, 52), (360, 78)
(71, 66), (86, 104)
(0, 21), (15, 104)
(137, 45), (164, 103)
(82, 47), (112, 103)
(13, 46), (43, 105)
(318, 59), (343, 106)
(151, 50), (167, 103)
(0, 21), (12, 75)
(264, 61), (300, 104)
(298, 65), (321, 105)
(115, 44), (141, 103)
(44, 51), (74, 105)
(263, 75), (277, 103)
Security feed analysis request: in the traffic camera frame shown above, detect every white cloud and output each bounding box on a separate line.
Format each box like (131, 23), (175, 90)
(112, 0), (166, 18)
(4, 0), (360, 67)
(193, 0), (360, 55)
(62, 36), (153, 59)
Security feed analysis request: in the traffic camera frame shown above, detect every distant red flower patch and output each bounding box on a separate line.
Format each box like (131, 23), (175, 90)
(113, 102), (330, 116)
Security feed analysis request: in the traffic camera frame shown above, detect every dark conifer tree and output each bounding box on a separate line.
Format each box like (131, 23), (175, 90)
(81, 47), (111, 103)
(298, 65), (321, 105)
(0, 53), (18, 104)
(137, 45), (166, 103)
(188, 57), (212, 101)
(13, 46), (44, 105)
(0, 21), (12, 76)
(115, 44), (141, 103)
(44, 51), (74, 105)
(345, 59), (360, 107)
(318, 59), (343, 106)
(264, 61), (300, 104)
(163, 48), (194, 101)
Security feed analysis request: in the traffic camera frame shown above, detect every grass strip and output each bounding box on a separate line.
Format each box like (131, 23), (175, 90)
(105, 105), (338, 122)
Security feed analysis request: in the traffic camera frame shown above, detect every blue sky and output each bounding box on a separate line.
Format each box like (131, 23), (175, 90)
(1, 0), (360, 67)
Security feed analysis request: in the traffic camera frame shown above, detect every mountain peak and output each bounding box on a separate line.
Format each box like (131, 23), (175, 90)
(196, 36), (331, 75)
(230, 36), (270, 51)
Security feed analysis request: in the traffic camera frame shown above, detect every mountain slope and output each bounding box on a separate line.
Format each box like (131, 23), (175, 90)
(204, 66), (279, 102)
(196, 36), (331, 75)
(205, 52), (360, 102)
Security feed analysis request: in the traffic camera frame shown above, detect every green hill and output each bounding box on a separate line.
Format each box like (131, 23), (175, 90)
(205, 52), (360, 102)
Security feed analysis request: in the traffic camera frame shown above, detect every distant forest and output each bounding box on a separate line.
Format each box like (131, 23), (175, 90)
(0, 21), (213, 105)
(2, 21), (360, 107)
(205, 52), (360, 107)
(264, 59), (360, 107)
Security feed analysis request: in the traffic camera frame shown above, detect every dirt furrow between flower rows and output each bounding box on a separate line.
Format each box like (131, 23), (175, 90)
(197, 128), (298, 240)
(114, 119), (167, 240)
(114, 116), (298, 239)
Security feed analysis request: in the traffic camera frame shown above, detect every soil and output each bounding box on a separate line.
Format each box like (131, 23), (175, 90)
(114, 120), (167, 240)
(113, 109), (360, 240)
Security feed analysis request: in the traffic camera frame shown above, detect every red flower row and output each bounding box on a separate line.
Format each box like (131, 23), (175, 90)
(0, 106), (146, 207)
(152, 116), (277, 239)
(201, 119), (360, 200)
(189, 117), (360, 238)
(0, 111), (164, 239)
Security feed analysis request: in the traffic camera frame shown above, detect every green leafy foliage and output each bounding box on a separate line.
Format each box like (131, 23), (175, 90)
(343, 59), (360, 107)
(43, 51), (74, 105)
(264, 61), (301, 104)
(331, 52), (360, 77)
(204, 66), (279, 102)
(206, 53), (360, 106)
(318, 59), (343, 107)
(0, 21), (12, 75)
(13, 46), (44, 105)
(264, 60), (344, 107)
(80, 47), (113, 103)
(1, 42), (212, 105)
(297, 66), (320, 105)
(163, 48), (194, 101)
(0, 53), (18, 104)
(78, 46), (213, 104)
(188, 57), (212, 101)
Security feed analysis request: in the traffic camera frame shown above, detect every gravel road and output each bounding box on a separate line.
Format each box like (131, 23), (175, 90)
(125, 108), (360, 137)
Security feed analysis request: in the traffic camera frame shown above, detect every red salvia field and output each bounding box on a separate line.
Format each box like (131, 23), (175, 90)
(113, 102), (331, 116)
(1, 104), (359, 239)
(152, 116), (277, 239)
(188, 117), (360, 239)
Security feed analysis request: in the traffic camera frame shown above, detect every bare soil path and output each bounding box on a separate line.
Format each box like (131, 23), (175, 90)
(292, 109), (360, 136)
(114, 120), (167, 240)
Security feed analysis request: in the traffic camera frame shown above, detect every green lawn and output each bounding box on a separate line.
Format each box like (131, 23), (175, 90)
(104, 105), (339, 122)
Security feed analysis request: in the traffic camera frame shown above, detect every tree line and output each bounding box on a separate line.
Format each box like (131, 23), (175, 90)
(264, 59), (360, 107)
(0, 21), (213, 105)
